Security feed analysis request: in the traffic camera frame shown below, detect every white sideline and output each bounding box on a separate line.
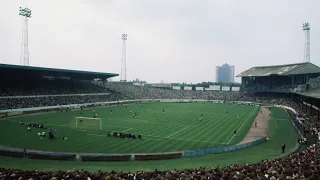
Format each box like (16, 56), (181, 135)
(271, 118), (288, 121)
(122, 128), (133, 132)
(226, 106), (258, 145)
(166, 126), (190, 138)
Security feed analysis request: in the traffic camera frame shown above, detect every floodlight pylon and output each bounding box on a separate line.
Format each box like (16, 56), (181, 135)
(120, 34), (127, 82)
(19, 7), (32, 66)
(302, 22), (310, 63)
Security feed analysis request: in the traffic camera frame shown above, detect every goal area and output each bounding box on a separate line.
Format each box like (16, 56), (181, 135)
(75, 117), (102, 130)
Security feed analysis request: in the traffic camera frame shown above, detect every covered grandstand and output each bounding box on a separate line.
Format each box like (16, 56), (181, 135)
(0, 63), (118, 80)
(237, 62), (320, 145)
(237, 62), (320, 93)
(0, 64), (120, 110)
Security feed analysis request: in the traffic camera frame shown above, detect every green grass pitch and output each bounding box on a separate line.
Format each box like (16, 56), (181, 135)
(0, 107), (298, 172)
(0, 103), (259, 154)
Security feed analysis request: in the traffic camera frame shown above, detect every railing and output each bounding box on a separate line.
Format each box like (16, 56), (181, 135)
(184, 137), (266, 158)
(0, 137), (266, 161)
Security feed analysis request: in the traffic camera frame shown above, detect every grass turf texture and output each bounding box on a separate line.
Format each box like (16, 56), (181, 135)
(0, 103), (258, 153)
(0, 107), (298, 172)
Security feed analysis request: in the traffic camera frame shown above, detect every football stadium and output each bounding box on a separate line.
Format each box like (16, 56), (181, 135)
(1, 1), (320, 179)
(1, 62), (320, 179)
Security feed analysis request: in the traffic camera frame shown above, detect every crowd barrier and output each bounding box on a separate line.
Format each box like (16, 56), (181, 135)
(184, 147), (222, 157)
(80, 154), (131, 162)
(135, 152), (182, 161)
(0, 137), (267, 161)
(0, 147), (24, 158)
(184, 137), (267, 158)
(26, 151), (76, 161)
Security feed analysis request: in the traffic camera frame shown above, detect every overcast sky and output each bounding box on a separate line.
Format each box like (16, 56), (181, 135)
(0, 0), (319, 83)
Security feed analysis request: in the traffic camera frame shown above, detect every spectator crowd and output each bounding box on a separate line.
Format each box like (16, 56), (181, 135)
(0, 144), (319, 179)
(105, 82), (243, 101)
(0, 94), (123, 110)
(0, 79), (108, 96)
(1, 81), (244, 110)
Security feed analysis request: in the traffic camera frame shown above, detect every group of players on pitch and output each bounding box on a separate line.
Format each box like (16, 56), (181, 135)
(78, 104), (167, 125)
(78, 104), (259, 139)
(119, 104), (169, 119)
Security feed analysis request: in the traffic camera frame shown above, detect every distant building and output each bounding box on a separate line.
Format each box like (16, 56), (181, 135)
(216, 64), (235, 83)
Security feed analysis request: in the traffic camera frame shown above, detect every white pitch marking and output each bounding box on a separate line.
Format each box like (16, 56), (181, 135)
(271, 118), (288, 121)
(122, 128), (133, 132)
(227, 107), (258, 145)
(166, 126), (190, 138)
(44, 123), (131, 129)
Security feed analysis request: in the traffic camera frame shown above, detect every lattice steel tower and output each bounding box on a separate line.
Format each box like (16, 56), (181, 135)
(303, 22), (310, 63)
(19, 7), (32, 66)
(120, 34), (127, 82)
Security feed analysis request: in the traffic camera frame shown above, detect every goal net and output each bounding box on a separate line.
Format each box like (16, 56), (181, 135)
(75, 117), (102, 130)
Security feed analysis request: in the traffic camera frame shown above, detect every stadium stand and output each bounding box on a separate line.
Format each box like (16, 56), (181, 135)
(0, 64), (124, 110)
(0, 95), (122, 110)
(0, 63), (118, 96)
(295, 77), (320, 99)
(238, 62), (320, 92)
(105, 82), (242, 101)
(235, 62), (320, 144)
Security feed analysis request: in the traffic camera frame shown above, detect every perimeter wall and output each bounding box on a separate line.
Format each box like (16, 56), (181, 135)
(0, 137), (266, 161)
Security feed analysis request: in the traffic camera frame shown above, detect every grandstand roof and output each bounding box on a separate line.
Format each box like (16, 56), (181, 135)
(0, 63), (118, 80)
(237, 62), (320, 77)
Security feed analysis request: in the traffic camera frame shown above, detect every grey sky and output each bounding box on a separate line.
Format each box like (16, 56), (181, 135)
(0, 0), (319, 83)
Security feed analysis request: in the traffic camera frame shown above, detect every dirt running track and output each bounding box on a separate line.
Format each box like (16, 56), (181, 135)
(238, 106), (271, 144)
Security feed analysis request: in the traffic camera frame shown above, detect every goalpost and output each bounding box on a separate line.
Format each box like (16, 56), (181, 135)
(75, 117), (102, 130)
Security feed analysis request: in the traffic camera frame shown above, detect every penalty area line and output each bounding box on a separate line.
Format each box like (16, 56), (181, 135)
(45, 123), (131, 130)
